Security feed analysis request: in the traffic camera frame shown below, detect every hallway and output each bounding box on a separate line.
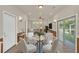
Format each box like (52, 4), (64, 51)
(0, 5), (79, 53)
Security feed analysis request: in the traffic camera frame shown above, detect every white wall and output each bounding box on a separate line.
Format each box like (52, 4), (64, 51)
(0, 11), (3, 38)
(0, 5), (28, 37)
(53, 6), (79, 37)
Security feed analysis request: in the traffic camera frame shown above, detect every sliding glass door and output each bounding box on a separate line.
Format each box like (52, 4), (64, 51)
(57, 16), (76, 53)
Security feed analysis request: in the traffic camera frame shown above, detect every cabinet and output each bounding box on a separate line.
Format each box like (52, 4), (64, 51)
(77, 38), (79, 53)
(0, 38), (3, 53)
(17, 32), (26, 43)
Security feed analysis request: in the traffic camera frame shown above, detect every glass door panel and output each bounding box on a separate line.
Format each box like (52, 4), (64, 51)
(57, 20), (64, 52)
(57, 16), (76, 53)
(63, 16), (76, 53)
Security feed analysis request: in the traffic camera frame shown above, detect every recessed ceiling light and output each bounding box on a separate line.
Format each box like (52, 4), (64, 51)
(19, 16), (23, 21)
(53, 20), (57, 22)
(38, 5), (43, 8)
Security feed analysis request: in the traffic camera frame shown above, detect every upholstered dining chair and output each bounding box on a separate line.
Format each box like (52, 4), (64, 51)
(42, 32), (55, 53)
(23, 39), (37, 53)
(42, 40), (53, 53)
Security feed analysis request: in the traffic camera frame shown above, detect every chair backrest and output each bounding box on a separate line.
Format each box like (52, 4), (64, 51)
(45, 32), (53, 44)
(52, 39), (58, 52)
(27, 32), (34, 39)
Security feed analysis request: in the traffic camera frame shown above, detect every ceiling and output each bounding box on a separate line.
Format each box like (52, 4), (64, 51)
(16, 5), (66, 21)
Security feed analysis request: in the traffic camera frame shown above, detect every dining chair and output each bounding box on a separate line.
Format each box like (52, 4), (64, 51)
(23, 39), (37, 53)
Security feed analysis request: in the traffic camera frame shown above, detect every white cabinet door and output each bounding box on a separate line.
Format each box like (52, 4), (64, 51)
(3, 12), (16, 52)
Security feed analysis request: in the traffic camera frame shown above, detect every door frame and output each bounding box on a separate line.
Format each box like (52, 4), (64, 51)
(2, 11), (17, 53)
